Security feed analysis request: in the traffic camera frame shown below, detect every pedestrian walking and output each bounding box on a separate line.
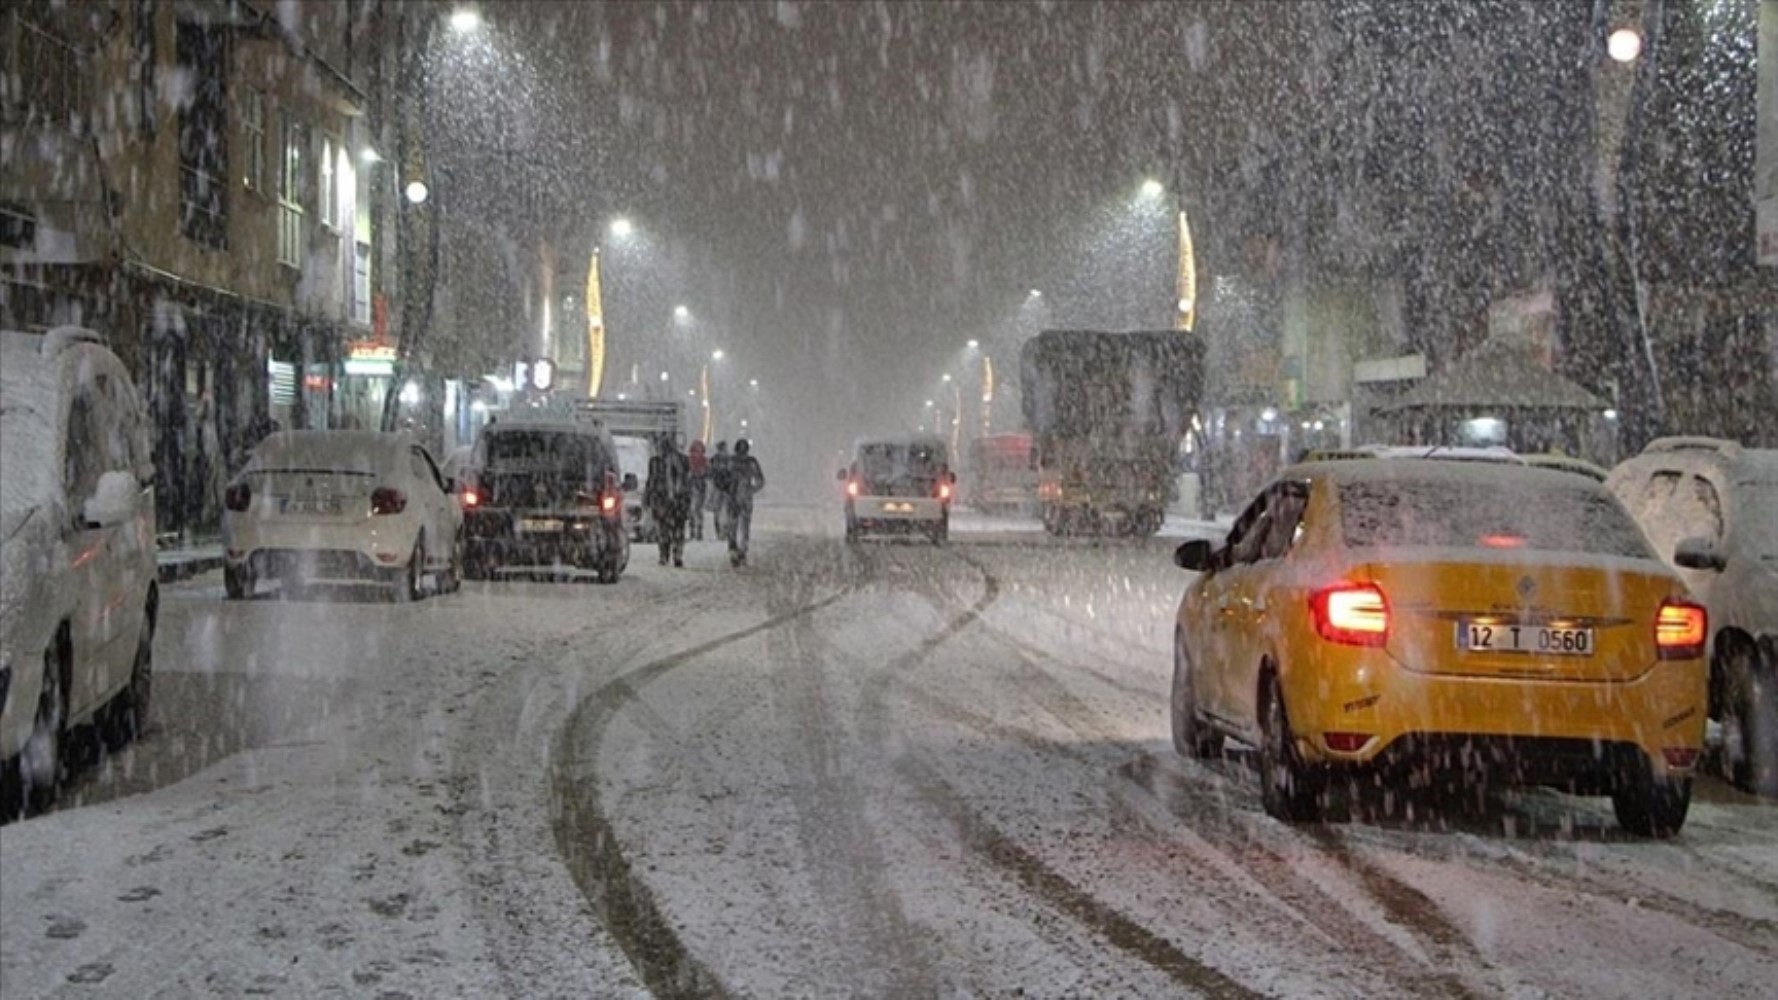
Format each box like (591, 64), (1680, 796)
(645, 434), (692, 567)
(686, 439), (709, 540)
(727, 438), (766, 566)
(709, 441), (735, 542)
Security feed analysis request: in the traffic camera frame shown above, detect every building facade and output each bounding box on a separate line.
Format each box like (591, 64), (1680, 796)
(1, 0), (415, 536)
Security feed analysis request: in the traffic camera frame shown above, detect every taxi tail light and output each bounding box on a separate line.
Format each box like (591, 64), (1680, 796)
(846, 479), (860, 498)
(1310, 583), (1390, 647)
(224, 482), (251, 512)
(936, 481), (953, 503)
(1655, 600), (1706, 660)
(590, 471), (622, 519)
(370, 487), (406, 515)
(461, 487), (481, 508)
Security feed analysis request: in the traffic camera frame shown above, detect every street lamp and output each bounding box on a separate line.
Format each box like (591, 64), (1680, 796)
(1028, 289), (1042, 298)
(1607, 27), (1642, 63)
(609, 217), (634, 238)
(941, 373), (952, 383)
(449, 7), (483, 33)
(1140, 178), (1165, 199)
(674, 304), (690, 320)
(748, 378), (758, 389)
(404, 179), (430, 205)
(711, 349), (724, 361)
(966, 339), (980, 349)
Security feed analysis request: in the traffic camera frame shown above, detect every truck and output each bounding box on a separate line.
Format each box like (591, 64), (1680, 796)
(569, 399), (684, 543)
(1019, 329), (1204, 536)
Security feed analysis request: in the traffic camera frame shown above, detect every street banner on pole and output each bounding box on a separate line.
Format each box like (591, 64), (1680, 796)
(1758, 0), (1777, 265)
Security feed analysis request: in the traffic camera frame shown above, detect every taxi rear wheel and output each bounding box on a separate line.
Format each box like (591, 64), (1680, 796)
(1170, 639), (1222, 759)
(1612, 768), (1690, 838)
(1259, 676), (1322, 822)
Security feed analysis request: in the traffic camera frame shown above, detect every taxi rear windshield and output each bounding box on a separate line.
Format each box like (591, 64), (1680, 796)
(1337, 477), (1655, 558)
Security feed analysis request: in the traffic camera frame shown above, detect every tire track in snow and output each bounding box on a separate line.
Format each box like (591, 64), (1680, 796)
(550, 553), (864, 1000)
(762, 552), (939, 994)
(858, 548), (1265, 997)
(896, 551), (1499, 998)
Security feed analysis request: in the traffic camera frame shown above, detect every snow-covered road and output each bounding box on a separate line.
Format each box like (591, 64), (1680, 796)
(4, 507), (1777, 997)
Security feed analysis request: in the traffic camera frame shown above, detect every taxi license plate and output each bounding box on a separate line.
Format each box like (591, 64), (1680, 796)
(519, 517), (563, 533)
(1458, 622), (1594, 656)
(883, 502), (915, 513)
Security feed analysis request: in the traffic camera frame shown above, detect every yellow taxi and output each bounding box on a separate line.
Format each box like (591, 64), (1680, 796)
(1170, 458), (1708, 836)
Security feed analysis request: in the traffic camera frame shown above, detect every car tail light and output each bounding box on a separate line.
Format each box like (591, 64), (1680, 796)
(1478, 533), (1526, 549)
(224, 482), (251, 512)
(370, 487), (406, 515)
(846, 480), (860, 498)
(1310, 582), (1390, 647)
(591, 471), (622, 519)
(461, 487), (480, 508)
(937, 481), (953, 502)
(1655, 600), (1706, 660)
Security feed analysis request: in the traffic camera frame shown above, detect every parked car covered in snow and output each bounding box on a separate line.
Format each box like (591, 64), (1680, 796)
(221, 431), (463, 600)
(1, 328), (158, 814)
(1608, 437), (1778, 795)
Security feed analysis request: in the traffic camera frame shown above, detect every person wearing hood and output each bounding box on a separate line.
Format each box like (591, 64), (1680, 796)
(686, 439), (709, 540)
(726, 438), (766, 566)
(645, 434), (692, 568)
(709, 441), (735, 542)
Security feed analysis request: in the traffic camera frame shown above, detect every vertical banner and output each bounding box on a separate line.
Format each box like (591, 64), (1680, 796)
(1758, 0), (1777, 265)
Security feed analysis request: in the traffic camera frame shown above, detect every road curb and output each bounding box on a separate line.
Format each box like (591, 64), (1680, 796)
(157, 555), (225, 583)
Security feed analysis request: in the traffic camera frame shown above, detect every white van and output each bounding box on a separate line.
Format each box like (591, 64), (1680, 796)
(839, 435), (955, 544)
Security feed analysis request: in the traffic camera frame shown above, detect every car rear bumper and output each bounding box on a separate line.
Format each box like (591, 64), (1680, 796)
(226, 519), (414, 583)
(1286, 651), (1708, 780)
(465, 509), (623, 567)
(850, 497), (946, 523)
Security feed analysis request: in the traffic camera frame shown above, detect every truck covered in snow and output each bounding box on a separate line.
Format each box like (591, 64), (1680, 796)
(1019, 329), (1204, 535)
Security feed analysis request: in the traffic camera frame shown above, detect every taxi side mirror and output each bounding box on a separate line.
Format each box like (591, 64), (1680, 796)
(1174, 539), (1214, 572)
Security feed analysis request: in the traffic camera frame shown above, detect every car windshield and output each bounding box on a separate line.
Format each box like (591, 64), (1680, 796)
(8, 3), (1778, 996)
(1339, 473), (1657, 559)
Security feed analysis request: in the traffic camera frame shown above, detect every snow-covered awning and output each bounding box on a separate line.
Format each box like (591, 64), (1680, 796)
(1374, 340), (1607, 414)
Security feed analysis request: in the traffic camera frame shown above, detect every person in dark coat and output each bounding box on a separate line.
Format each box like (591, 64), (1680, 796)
(686, 439), (709, 540)
(644, 434), (692, 567)
(727, 438), (766, 566)
(709, 440), (735, 542)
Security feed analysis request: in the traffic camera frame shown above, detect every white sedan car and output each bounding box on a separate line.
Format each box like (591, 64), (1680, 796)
(222, 432), (463, 600)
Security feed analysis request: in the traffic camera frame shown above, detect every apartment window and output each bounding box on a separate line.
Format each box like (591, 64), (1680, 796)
(17, 15), (86, 130)
(278, 118), (307, 267)
(242, 89), (265, 192)
(352, 242), (372, 324)
(319, 133), (338, 230)
(176, 21), (228, 248)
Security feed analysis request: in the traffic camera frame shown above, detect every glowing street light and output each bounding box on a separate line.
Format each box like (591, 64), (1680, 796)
(1028, 289), (1042, 298)
(748, 378), (759, 389)
(609, 217), (634, 238)
(966, 339), (980, 349)
(659, 370), (670, 382)
(404, 180), (429, 205)
(1607, 27), (1642, 63)
(941, 373), (952, 383)
(674, 304), (690, 320)
(449, 7), (483, 33)
(360, 147), (382, 165)
(711, 349), (725, 362)
(1140, 178), (1165, 199)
